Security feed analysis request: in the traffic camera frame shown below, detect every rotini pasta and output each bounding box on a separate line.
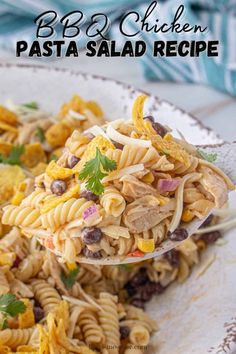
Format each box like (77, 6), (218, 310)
(78, 309), (105, 348)
(15, 252), (44, 282)
(2, 205), (41, 228)
(41, 198), (97, 231)
(100, 186), (126, 217)
(0, 328), (34, 350)
(30, 279), (61, 315)
(98, 292), (120, 354)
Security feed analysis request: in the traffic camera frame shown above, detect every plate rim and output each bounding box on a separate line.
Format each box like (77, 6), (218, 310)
(0, 61), (223, 143)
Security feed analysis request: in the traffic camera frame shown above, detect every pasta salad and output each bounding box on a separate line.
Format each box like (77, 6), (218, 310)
(2, 95), (233, 263)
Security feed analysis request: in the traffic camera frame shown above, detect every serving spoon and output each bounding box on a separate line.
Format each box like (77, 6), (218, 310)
(42, 142), (236, 265)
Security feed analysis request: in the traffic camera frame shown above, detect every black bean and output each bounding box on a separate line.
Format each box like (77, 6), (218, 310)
(200, 231), (221, 244)
(111, 140), (124, 150)
(168, 228), (188, 241)
(144, 116), (168, 137)
(120, 326), (130, 340)
(80, 190), (99, 202)
(151, 282), (165, 295)
(50, 179), (67, 196)
(82, 247), (102, 259)
(164, 249), (180, 267)
(81, 227), (102, 245)
(33, 306), (44, 322)
(130, 298), (145, 309)
(124, 283), (136, 297)
(152, 122), (168, 137)
(12, 256), (22, 268)
(129, 268), (148, 287)
(201, 214), (214, 227)
(138, 286), (153, 301)
(67, 155), (80, 169)
(144, 115), (155, 123)
(139, 282), (164, 301)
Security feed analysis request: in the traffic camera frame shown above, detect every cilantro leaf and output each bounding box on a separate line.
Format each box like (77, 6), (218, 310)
(0, 145), (25, 166)
(0, 294), (26, 317)
(49, 154), (58, 162)
(36, 126), (45, 143)
(7, 145), (25, 165)
(22, 101), (39, 110)
(79, 148), (117, 195)
(60, 266), (80, 289)
(198, 150), (217, 163)
(1, 318), (8, 329)
(118, 264), (132, 272)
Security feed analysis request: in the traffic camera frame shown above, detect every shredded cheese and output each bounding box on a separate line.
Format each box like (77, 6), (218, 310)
(103, 164), (144, 182)
(106, 125), (151, 148)
(68, 109), (86, 120)
(85, 125), (111, 141)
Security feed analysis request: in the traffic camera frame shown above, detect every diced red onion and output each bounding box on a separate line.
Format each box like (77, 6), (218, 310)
(157, 179), (180, 193)
(83, 205), (98, 220)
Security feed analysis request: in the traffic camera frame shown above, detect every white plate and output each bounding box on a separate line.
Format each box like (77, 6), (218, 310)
(0, 63), (234, 354)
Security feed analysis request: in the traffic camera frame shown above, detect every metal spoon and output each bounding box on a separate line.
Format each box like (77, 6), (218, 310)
(43, 142), (236, 265)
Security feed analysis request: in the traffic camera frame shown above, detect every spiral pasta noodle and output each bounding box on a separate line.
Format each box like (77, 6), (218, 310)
(2, 205), (41, 228)
(98, 292), (120, 354)
(79, 310), (105, 348)
(41, 198), (96, 231)
(129, 325), (150, 346)
(65, 130), (90, 158)
(15, 252), (44, 282)
(21, 190), (51, 208)
(31, 279), (61, 315)
(0, 328), (34, 350)
(100, 186), (126, 217)
(105, 145), (160, 170)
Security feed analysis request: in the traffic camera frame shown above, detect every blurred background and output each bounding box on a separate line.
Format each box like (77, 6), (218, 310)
(0, 0), (235, 141)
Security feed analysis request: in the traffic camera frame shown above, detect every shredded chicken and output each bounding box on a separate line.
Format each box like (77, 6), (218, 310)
(18, 119), (53, 145)
(199, 167), (228, 208)
(122, 195), (174, 233)
(120, 175), (158, 202)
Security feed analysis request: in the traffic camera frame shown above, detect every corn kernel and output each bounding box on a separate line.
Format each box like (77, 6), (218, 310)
(66, 262), (77, 271)
(18, 181), (27, 192)
(0, 252), (16, 266)
(181, 209), (194, 222)
(137, 238), (155, 253)
(141, 172), (154, 184)
(158, 196), (169, 206)
(11, 191), (25, 206)
(164, 133), (173, 141)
